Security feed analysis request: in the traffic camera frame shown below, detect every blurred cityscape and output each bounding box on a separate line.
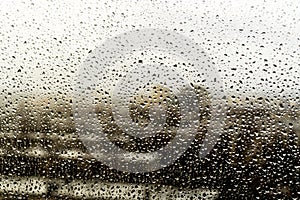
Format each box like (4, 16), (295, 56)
(0, 84), (299, 199)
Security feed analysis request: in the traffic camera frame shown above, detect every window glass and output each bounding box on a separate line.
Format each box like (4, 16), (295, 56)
(0, 0), (299, 199)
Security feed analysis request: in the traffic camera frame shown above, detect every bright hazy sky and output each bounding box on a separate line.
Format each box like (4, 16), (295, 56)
(0, 0), (299, 100)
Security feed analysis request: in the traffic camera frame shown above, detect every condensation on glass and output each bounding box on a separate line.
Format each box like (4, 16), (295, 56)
(0, 0), (299, 199)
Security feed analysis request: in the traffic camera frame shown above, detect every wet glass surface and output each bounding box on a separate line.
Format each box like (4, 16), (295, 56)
(0, 0), (299, 199)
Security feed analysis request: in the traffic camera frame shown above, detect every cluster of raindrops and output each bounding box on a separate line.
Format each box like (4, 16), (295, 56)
(0, 0), (299, 199)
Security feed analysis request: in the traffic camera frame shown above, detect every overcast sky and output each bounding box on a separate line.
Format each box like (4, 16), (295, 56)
(0, 0), (299, 101)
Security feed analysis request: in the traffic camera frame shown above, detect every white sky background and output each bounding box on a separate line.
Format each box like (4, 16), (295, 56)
(0, 0), (299, 101)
